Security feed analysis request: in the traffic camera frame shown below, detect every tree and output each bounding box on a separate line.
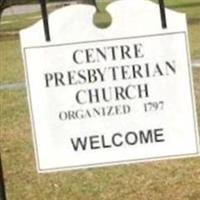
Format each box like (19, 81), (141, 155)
(0, 0), (37, 20)
(0, 0), (11, 19)
(0, 0), (96, 21)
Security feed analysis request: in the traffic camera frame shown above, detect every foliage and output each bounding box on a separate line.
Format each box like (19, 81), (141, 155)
(0, 0), (35, 19)
(0, 0), (36, 8)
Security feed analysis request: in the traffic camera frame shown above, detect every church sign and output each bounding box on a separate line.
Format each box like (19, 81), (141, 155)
(20, 0), (199, 172)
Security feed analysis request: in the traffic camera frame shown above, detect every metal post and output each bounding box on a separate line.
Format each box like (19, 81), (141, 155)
(0, 155), (6, 200)
(159, 0), (167, 29)
(39, 0), (51, 41)
(92, 0), (99, 12)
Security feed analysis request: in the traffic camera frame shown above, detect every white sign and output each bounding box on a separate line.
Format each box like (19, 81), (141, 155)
(20, 0), (199, 173)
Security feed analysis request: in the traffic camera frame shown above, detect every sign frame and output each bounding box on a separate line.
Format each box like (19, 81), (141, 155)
(23, 31), (200, 173)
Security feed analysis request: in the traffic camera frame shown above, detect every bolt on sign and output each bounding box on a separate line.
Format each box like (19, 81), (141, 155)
(20, 0), (199, 173)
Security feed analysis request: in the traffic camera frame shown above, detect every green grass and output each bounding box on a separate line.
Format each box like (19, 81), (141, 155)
(188, 24), (200, 59)
(0, 12), (41, 32)
(0, 38), (24, 84)
(0, 0), (199, 84)
(0, 68), (200, 200)
(163, 0), (200, 59)
(0, 13), (41, 85)
(0, 1), (200, 199)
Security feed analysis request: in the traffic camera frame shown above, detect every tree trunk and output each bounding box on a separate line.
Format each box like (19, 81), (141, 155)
(0, 9), (3, 22)
(0, 0), (9, 22)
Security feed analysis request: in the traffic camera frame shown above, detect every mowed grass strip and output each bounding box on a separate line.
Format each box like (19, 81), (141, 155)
(193, 68), (200, 123)
(0, 12), (41, 33)
(188, 23), (200, 59)
(165, 0), (200, 59)
(0, 0), (199, 84)
(0, 68), (200, 199)
(0, 38), (24, 84)
(0, 1), (200, 199)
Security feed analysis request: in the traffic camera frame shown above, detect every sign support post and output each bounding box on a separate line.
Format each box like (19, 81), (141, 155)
(39, 0), (51, 41)
(0, 155), (6, 200)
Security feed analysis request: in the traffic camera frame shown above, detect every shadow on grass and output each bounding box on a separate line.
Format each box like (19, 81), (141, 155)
(169, 2), (200, 9)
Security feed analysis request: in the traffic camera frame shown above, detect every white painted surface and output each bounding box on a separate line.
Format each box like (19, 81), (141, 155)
(20, 0), (199, 173)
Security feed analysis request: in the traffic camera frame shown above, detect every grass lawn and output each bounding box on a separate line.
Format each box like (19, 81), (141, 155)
(0, 0), (200, 84)
(0, 0), (200, 199)
(0, 12), (41, 33)
(0, 38), (24, 84)
(0, 68), (200, 200)
(165, 0), (200, 59)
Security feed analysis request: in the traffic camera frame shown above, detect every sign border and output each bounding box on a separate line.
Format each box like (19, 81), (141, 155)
(23, 31), (200, 173)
